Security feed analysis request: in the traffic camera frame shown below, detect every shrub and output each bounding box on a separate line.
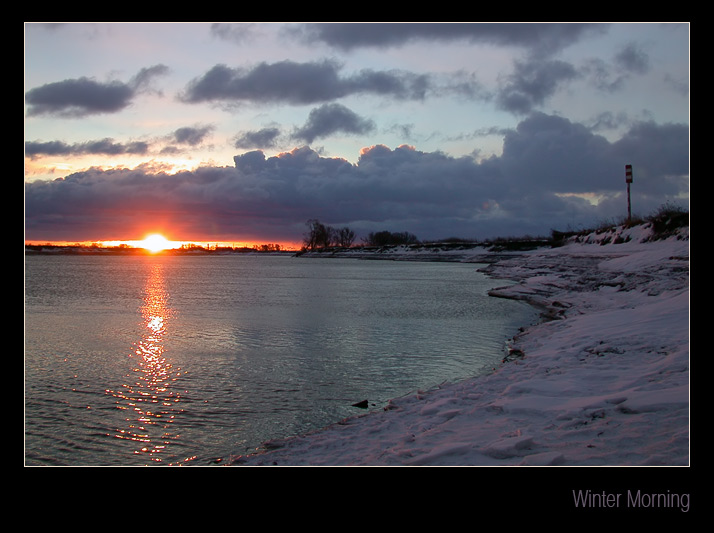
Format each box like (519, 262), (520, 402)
(363, 230), (419, 247)
(647, 203), (689, 239)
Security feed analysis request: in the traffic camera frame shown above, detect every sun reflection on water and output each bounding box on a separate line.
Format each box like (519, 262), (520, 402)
(107, 261), (192, 465)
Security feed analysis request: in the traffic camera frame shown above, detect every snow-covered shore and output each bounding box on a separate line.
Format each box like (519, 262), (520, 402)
(232, 223), (689, 466)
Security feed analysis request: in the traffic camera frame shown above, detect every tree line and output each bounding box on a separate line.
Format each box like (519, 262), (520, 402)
(302, 219), (419, 250)
(303, 219), (356, 250)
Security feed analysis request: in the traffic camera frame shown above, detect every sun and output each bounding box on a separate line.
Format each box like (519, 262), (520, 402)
(140, 234), (172, 253)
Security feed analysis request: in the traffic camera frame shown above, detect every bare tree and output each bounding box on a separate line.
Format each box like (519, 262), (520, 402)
(335, 227), (356, 248)
(303, 219), (330, 250)
(303, 220), (356, 250)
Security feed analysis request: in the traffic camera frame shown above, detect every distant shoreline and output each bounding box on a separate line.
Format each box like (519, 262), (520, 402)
(24, 238), (554, 261)
(24, 236), (555, 258)
(23, 244), (295, 256)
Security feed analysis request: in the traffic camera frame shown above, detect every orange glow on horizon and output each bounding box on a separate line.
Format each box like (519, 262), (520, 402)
(25, 236), (301, 251)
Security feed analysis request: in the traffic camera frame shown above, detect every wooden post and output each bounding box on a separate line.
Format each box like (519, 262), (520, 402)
(625, 164), (633, 223)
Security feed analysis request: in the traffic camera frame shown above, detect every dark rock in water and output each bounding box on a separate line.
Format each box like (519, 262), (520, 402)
(352, 399), (369, 408)
(503, 348), (526, 363)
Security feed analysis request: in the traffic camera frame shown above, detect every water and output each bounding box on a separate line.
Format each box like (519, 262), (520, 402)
(24, 254), (538, 466)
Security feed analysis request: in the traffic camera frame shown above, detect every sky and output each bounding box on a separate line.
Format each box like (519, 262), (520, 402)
(24, 22), (690, 248)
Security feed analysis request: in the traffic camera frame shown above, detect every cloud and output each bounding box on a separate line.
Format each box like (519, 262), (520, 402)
(26, 78), (135, 117)
(581, 42), (651, 94)
(180, 59), (433, 106)
(292, 104), (376, 143)
(614, 42), (650, 75)
(289, 23), (606, 56)
(210, 22), (262, 44)
(610, 121), (689, 194)
(494, 44), (652, 114)
(498, 112), (618, 193)
(234, 127), (282, 150)
(496, 59), (579, 114)
(25, 124), (212, 161)
(24, 114), (688, 243)
(172, 125), (214, 146)
(663, 74), (688, 97)
(25, 65), (169, 118)
(131, 64), (171, 93)
(25, 138), (149, 158)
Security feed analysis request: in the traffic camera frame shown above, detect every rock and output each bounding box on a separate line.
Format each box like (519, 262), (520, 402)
(503, 348), (526, 363)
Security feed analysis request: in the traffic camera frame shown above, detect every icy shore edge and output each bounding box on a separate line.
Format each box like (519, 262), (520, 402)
(231, 223), (689, 466)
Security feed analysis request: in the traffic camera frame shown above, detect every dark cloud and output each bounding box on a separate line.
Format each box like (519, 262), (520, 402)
(25, 138), (149, 158)
(180, 60), (341, 105)
(180, 60), (432, 106)
(25, 124), (210, 160)
(614, 42), (650, 75)
(498, 112), (617, 193)
(25, 78), (135, 117)
(234, 127), (282, 150)
(289, 23), (606, 56)
(610, 121), (689, 193)
(581, 42), (651, 94)
(496, 59), (578, 114)
(25, 65), (169, 118)
(582, 58), (627, 93)
(292, 104), (375, 143)
(349, 69), (430, 99)
(173, 125), (214, 146)
(210, 22), (261, 44)
(25, 114), (688, 243)
(131, 64), (171, 93)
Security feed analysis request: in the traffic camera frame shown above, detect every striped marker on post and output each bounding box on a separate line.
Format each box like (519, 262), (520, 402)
(625, 164), (633, 222)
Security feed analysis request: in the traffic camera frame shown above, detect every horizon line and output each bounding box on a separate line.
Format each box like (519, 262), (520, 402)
(24, 239), (303, 251)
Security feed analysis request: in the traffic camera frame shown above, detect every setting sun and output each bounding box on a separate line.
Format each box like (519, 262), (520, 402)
(140, 234), (172, 253)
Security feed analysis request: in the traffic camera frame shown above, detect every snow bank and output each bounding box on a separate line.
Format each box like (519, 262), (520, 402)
(232, 224), (689, 466)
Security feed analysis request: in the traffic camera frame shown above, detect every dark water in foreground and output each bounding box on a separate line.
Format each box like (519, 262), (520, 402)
(24, 254), (537, 466)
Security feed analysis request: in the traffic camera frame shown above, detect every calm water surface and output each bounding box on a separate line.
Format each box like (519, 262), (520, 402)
(25, 254), (537, 466)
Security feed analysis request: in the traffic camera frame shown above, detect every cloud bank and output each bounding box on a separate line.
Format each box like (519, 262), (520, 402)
(287, 23), (606, 56)
(25, 113), (689, 244)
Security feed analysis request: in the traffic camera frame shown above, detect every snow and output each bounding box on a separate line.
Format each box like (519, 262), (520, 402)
(232, 223), (689, 466)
